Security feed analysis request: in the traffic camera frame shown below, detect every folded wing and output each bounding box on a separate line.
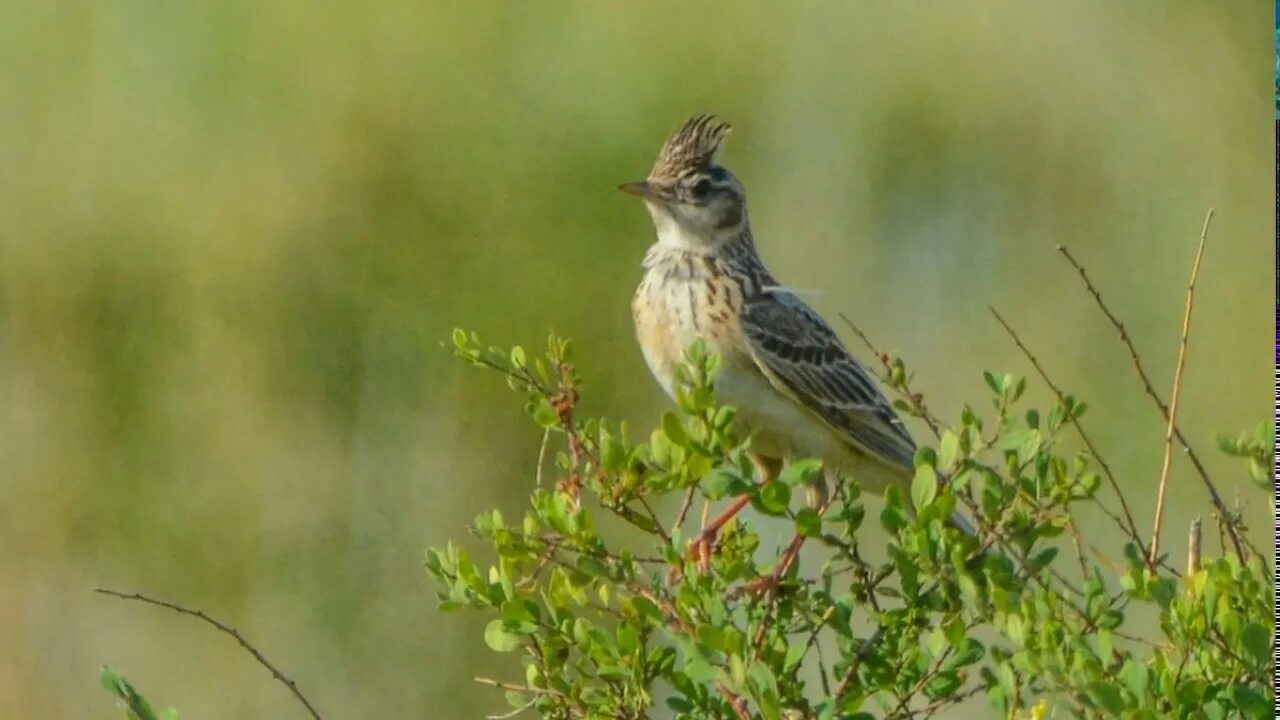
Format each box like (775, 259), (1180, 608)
(739, 289), (917, 471)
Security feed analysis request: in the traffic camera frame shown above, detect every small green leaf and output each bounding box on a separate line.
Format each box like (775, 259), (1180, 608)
(100, 666), (160, 720)
(943, 616), (967, 649)
(779, 458), (823, 486)
(1231, 686), (1270, 717)
(1120, 659), (1149, 701)
(703, 470), (736, 500)
(1087, 680), (1124, 714)
(528, 397), (559, 428)
(666, 697), (694, 712)
(911, 465), (938, 509)
(795, 508), (822, 537)
(757, 481), (791, 515)
(484, 620), (524, 653)
(1239, 623), (1270, 669)
(938, 430), (960, 470)
(661, 412), (688, 447)
(599, 427), (626, 472)
(1027, 547), (1058, 574)
(881, 486), (907, 532)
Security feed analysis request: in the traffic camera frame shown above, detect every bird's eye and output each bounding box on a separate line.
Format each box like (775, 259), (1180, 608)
(691, 178), (712, 198)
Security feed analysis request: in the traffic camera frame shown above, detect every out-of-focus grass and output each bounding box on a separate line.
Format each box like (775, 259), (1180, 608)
(0, 2), (1270, 718)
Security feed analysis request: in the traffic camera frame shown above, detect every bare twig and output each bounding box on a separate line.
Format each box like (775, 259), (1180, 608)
(988, 305), (1144, 553)
(1150, 209), (1213, 567)
(535, 427), (550, 487)
(635, 497), (672, 545)
(94, 587), (323, 720)
(671, 486), (697, 538)
(1065, 517), (1093, 580)
(487, 696), (539, 719)
(1056, 241), (1250, 564)
(1186, 517), (1202, 579)
(476, 676), (571, 702)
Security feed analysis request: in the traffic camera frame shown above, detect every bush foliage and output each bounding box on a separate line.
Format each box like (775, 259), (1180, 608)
(426, 330), (1273, 720)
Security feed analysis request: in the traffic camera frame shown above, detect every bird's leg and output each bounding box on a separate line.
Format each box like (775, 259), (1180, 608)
(689, 454), (781, 573)
(747, 469), (832, 595)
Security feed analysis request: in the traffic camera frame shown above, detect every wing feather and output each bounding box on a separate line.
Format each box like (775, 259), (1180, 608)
(739, 289), (917, 470)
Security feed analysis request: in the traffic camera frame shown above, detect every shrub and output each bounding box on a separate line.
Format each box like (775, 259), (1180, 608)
(426, 330), (1272, 720)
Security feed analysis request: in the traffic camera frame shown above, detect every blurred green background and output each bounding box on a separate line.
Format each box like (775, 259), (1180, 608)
(0, 2), (1271, 717)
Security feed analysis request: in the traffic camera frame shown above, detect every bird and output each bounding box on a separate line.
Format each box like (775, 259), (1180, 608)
(619, 114), (976, 575)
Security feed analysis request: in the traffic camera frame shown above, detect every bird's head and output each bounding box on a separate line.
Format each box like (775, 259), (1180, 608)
(619, 114), (748, 249)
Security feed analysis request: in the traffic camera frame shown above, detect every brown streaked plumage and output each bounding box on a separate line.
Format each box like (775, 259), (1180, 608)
(650, 114), (732, 181)
(621, 114), (977, 542)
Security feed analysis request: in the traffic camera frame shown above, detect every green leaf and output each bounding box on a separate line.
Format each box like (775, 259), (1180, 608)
(1027, 547), (1059, 574)
(943, 616), (967, 649)
(703, 470), (736, 500)
(783, 643), (806, 671)
(661, 411), (688, 447)
(714, 405), (738, 431)
(1120, 659), (1149, 702)
(684, 658), (718, 682)
(938, 430), (960, 470)
(779, 458), (823, 486)
(528, 397), (559, 428)
(983, 371), (1001, 395)
(599, 426), (627, 472)
(665, 697), (694, 712)
(881, 486), (907, 532)
(697, 624), (726, 652)
(504, 690), (531, 709)
(509, 345), (526, 369)
(1239, 623), (1270, 669)
(100, 666), (161, 720)
(923, 672), (962, 700)
(1230, 686), (1270, 718)
(795, 508), (822, 537)
(911, 465), (938, 509)
(484, 620), (524, 653)
(757, 481), (791, 515)
(1087, 680), (1124, 714)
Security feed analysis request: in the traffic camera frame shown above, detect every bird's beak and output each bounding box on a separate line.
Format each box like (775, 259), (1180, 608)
(617, 180), (668, 202)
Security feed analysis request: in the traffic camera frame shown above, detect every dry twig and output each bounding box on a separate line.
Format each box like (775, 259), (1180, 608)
(1186, 516), (1202, 579)
(1055, 239), (1249, 564)
(1150, 209), (1213, 567)
(94, 587), (323, 720)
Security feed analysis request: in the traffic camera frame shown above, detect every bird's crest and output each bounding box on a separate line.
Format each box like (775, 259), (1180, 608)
(651, 114), (732, 180)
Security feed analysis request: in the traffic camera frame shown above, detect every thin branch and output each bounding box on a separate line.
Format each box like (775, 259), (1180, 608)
(94, 587), (323, 720)
(633, 496), (672, 545)
(1186, 516), (1202, 578)
(1056, 242), (1250, 564)
(671, 486), (697, 539)
(1150, 209), (1213, 567)
(535, 427), (550, 487)
(487, 697), (539, 720)
(987, 305), (1143, 552)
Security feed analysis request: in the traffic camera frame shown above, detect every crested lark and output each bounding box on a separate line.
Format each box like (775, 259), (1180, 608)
(620, 114), (975, 569)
